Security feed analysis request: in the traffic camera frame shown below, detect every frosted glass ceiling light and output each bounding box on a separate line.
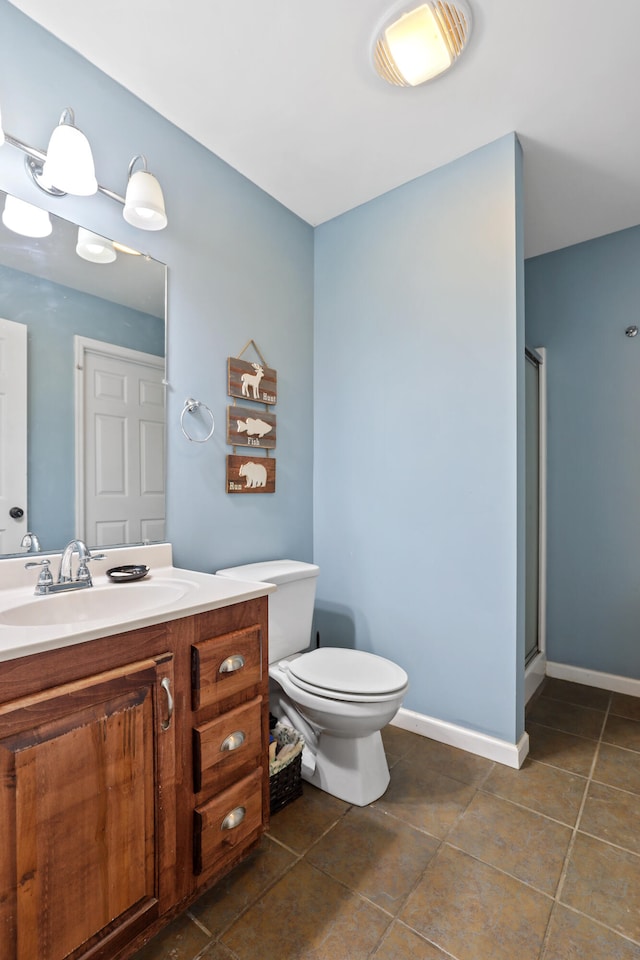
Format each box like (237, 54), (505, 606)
(123, 155), (167, 231)
(373, 1), (472, 86)
(76, 227), (117, 263)
(42, 108), (98, 196)
(2, 194), (52, 238)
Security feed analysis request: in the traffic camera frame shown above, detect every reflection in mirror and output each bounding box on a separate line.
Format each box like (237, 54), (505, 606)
(0, 189), (166, 558)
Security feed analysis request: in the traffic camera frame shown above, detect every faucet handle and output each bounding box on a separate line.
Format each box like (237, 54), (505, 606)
(25, 558), (53, 593)
(77, 553), (106, 583)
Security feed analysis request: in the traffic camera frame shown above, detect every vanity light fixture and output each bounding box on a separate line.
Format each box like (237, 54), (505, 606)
(2, 106), (168, 231)
(372, 0), (472, 87)
(123, 155), (168, 231)
(2, 194), (52, 238)
(42, 108), (97, 197)
(75, 227), (117, 263)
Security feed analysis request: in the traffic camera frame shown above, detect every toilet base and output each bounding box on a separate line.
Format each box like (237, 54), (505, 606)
(304, 729), (390, 806)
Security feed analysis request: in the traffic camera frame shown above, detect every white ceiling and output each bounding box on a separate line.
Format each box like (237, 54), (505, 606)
(8, 0), (640, 258)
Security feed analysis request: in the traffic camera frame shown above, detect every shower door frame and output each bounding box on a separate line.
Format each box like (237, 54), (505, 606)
(525, 345), (547, 702)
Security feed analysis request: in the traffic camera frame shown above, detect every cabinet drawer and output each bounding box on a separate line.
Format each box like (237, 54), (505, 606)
(193, 768), (263, 876)
(191, 625), (262, 711)
(193, 696), (263, 794)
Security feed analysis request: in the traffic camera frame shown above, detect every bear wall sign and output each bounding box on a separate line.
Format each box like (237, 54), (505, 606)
(226, 454), (276, 494)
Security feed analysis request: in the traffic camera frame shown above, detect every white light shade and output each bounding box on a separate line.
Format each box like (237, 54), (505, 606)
(42, 121), (98, 196)
(2, 195), (52, 238)
(374, 1), (471, 87)
(0, 102), (5, 146)
(76, 227), (117, 263)
(123, 170), (167, 230)
(385, 6), (452, 84)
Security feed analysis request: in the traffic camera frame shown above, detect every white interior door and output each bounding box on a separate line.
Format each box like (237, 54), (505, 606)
(76, 337), (165, 547)
(0, 317), (27, 553)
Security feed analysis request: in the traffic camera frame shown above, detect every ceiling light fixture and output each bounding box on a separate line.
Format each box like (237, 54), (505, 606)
(76, 227), (117, 263)
(123, 155), (168, 231)
(2, 105), (168, 231)
(373, 0), (472, 87)
(2, 194), (52, 238)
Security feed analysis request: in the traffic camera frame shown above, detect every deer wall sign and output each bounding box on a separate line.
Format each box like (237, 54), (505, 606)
(227, 357), (277, 405)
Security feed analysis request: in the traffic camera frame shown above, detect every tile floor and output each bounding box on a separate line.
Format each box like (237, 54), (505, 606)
(132, 678), (640, 960)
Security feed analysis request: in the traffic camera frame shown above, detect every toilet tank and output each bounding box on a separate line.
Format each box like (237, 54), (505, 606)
(216, 560), (319, 663)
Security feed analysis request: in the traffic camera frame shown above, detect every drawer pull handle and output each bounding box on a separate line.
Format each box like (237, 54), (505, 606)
(219, 654), (245, 674)
(220, 730), (246, 752)
(221, 806), (246, 831)
(160, 677), (174, 731)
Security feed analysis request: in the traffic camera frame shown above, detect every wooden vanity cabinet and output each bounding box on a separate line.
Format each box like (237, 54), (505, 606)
(0, 596), (269, 960)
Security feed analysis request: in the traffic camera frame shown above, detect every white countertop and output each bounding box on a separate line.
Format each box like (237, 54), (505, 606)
(0, 543), (275, 662)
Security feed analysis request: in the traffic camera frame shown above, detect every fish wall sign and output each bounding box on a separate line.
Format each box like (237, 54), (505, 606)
(227, 357), (277, 405)
(227, 405), (276, 450)
(226, 454), (276, 494)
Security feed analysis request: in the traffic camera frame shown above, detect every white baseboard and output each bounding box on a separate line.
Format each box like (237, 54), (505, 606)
(390, 706), (529, 770)
(546, 661), (640, 697)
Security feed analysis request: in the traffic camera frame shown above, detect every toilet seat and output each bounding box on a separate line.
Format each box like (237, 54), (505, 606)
(281, 648), (408, 703)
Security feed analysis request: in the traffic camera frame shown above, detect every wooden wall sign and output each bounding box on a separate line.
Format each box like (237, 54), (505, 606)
(227, 358), (277, 405)
(227, 405), (276, 450)
(226, 455), (276, 494)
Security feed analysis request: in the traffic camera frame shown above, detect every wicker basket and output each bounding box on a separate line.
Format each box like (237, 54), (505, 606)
(269, 720), (304, 814)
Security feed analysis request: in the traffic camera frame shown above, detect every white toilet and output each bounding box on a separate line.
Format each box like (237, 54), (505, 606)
(216, 559), (409, 806)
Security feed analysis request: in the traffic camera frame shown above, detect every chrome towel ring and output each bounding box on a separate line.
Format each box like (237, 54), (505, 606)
(181, 397), (215, 443)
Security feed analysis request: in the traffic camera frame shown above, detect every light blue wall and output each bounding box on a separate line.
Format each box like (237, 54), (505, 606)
(2, 4), (529, 742)
(0, 264), (164, 549)
(526, 226), (640, 679)
(0, 1), (314, 572)
(314, 135), (526, 743)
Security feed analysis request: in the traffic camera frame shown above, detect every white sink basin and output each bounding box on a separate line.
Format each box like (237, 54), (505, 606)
(0, 548), (276, 663)
(0, 581), (189, 627)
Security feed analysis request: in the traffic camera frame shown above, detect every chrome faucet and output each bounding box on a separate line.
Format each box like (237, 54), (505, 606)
(57, 539), (106, 585)
(21, 531), (41, 553)
(25, 539), (106, 595)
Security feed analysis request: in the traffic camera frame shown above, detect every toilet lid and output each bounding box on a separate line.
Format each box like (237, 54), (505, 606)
(287, 648), (408, 698)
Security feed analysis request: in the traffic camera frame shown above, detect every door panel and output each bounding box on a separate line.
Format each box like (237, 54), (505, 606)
(0, 317), (27, 553)
(77, 338), (165, 547)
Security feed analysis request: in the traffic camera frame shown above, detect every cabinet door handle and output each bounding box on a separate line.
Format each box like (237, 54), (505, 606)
(220, 730), (246, 752)
(161, 677), (174, 730)
(221, 806), (246, 831)
(219, 654), (245, 674)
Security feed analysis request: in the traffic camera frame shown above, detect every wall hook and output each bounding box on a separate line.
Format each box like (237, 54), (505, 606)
(625, 325), (638, 338)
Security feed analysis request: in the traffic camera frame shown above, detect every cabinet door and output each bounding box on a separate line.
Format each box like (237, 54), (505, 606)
(0, 655), (176, 960)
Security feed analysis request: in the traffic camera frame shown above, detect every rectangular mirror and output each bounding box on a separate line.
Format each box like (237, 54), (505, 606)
(0, 189), (166, 557)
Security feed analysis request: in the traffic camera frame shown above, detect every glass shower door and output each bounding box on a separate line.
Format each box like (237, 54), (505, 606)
(525, 349), (542, 665)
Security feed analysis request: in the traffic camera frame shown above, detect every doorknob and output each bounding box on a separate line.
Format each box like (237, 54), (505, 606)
(9, 507), (24, 519)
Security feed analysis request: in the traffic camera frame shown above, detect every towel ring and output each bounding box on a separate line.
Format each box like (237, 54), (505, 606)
(181, 397), (215, 443)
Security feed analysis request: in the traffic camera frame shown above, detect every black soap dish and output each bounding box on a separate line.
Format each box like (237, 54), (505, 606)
(106, 564), (149, 583)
